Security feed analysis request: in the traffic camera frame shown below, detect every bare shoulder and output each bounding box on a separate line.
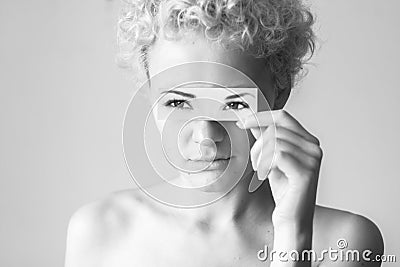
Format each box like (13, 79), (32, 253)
(64, 188), (152, 266)
(313, 205), (384, 266)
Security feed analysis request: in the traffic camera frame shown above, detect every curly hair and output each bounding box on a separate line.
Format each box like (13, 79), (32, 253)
(116, 0), (316, 94)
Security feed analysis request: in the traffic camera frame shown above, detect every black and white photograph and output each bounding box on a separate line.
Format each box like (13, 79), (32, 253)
(0, 0), (399, 266)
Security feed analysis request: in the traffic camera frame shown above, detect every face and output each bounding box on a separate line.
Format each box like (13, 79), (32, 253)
(146, 34), (275, 192)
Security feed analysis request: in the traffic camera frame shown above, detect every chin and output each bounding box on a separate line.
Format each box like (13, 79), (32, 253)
(183, 170), (223, 187)
(182, 168), (240, 193)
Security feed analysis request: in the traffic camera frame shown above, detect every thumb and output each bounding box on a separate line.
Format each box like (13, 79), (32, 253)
(250, 127), (265, 140)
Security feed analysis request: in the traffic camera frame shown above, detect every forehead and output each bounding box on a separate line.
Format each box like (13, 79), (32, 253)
(148, 61), (257, 91)
(147, 36), (274, 95)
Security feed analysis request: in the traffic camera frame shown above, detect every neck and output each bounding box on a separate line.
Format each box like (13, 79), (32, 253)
(176, 171), (275, 229)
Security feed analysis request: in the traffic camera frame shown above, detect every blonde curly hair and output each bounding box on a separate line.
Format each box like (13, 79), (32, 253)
(116, 0), (316, 94)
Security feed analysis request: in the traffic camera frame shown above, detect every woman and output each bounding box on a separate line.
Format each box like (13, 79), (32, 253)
(65, 0), (384, 266)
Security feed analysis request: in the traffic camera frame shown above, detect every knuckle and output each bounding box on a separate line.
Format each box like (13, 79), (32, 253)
(279, 109), (288, 119)
(312, 135), (320, 146)
(275, 137), (288, 153)
(265, 124), (275, 138)
(275, 137), (283, 147)
(274, 125), (282, 137)
(277, 149), (288, 161)
(316, 146), (323, 158)
(309, 143), (323, 159)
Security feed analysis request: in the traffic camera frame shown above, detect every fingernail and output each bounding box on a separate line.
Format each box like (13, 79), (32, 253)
(259, 172), (268, 181)
(252, 161), (257, 171)
(236, 121), (244, 129)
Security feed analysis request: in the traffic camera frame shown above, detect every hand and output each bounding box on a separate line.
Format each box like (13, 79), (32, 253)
(237, 109), (323, 228)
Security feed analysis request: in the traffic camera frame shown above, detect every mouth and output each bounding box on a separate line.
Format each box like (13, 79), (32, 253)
(188, 157), (231, 171)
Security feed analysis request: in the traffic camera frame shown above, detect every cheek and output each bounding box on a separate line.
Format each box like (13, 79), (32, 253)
(246, 129), (256, 146)
(154, 118), (164, 133)
(223, 123), (254, 154)
(176, 123), (193, 146)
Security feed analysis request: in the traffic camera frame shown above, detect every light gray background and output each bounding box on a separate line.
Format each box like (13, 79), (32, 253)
(0, 0), (399, 266)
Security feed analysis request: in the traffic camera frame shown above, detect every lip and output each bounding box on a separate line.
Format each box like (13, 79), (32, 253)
(189, 158), (231, 171)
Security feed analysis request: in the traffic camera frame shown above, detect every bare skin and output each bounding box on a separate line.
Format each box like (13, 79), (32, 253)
(65, 185), (383, 267)
(65, 34), (384, 267)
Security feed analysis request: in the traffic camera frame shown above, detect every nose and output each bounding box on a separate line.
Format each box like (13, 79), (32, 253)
(191, 120), (225, 144)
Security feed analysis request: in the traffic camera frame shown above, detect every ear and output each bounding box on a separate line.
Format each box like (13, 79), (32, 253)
(273, 86), (291, 110)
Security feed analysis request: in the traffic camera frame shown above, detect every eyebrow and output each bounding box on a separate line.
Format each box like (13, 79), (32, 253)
(161, 90), (196, 98)
(225, 93), (255, 100)
(160, 90), (255, 100)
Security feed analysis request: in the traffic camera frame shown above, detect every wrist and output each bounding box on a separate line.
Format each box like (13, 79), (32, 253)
(273, 219), (313, 235)
(270, 222), (313, 267)
(273, 223), (312, 249)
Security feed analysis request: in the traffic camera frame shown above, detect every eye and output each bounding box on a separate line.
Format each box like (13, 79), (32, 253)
(223, 101), (250, 110)
(163, 99), (192, 109)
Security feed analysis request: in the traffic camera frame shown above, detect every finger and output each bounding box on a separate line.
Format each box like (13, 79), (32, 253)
(252, 127), (319, 175)
(268, 167), (285, 181)
(275, 126), (323, 159)
(255, 135), (276, 181)
(267, 167), (287, 201)
(249, 126), (266, 140)
(250, 138), (261, 171)
(237, 111), (274, 128)
(250, 126), (275, 171)
(273, 150), (314, 185)
(274, 138), (320, 169)
(256, 148), (275, 181)
(248, 171), (264, 193)
(238, 110), (320, 145)
(236, 118), (265, 140)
